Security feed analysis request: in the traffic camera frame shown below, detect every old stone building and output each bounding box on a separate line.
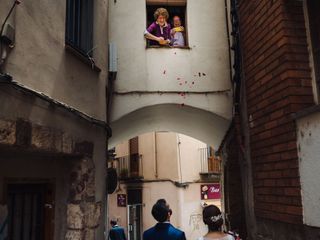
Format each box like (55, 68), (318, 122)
(0, 0), (110, 239)
(221, 0), (320, 239)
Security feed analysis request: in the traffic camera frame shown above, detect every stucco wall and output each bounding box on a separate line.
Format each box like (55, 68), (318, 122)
(115, 132), (210, 182)
(178, 134), (206, 182)
(0, 0), (108, 120)
(297, 112), (320, 228)
(108, 0), (232, 146)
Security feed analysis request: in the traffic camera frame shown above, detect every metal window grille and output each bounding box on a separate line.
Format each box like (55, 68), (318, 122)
(66, 0), (94, 56)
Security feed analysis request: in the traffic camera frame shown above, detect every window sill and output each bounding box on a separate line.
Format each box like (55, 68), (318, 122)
(65, 44), (101, 73)
(146, 45), (191, 50)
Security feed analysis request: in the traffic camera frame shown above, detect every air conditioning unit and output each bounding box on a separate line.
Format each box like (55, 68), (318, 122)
(108, 43), (117, 73)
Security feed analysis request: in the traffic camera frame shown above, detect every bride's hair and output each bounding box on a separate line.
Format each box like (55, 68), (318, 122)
(202, 205), (223, 232)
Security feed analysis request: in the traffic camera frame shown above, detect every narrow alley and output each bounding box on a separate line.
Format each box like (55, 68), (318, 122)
(0, 0), (320, 240)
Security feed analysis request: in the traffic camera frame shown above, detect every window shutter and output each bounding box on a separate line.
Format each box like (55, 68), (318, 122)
(129, 137), (139, 154)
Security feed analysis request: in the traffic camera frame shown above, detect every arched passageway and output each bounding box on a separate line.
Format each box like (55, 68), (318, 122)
(109, 104), (231, 148)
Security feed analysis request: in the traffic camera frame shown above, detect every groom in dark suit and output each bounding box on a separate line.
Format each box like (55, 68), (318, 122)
(143, 199), (186, 240)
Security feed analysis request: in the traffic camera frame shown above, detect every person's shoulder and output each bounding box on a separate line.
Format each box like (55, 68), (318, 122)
(149, 22), (157, 27)
(143, 226), (156, 236)
(168, 224), (185, 237)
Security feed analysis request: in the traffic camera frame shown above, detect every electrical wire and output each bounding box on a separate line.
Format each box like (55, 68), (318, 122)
(0, 0), (20, 71)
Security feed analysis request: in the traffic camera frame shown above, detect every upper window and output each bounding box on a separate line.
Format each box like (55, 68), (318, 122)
(145, 0), (188, 48)
(66, 0), (94, 57)
(306, 0), (320, 99)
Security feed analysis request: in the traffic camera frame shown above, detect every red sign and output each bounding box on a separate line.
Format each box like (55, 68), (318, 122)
(201, 184), (221, 200)
(117, 194), (127, 207)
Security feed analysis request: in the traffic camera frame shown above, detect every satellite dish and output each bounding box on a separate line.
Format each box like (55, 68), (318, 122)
(107, 168), (118, 194)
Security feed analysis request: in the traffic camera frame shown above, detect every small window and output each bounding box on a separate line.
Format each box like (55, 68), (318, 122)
(306, 0), (320, 98)
(146, 0), (188, 48)
(66, 0), (94, 57)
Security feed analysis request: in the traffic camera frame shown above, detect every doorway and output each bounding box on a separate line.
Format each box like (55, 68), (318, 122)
(6, 183), (54, 240)
(127, 189), (142, 240)
(127, 205), (143, 240)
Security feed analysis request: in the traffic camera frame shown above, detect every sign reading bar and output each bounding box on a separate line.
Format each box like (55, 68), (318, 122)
(201, 184), (221, 200)
(117, 194), (127, 207)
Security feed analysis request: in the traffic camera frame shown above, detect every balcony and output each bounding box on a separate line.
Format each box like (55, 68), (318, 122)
(109, 153), (143, 181)
(199, 147), (221, 181)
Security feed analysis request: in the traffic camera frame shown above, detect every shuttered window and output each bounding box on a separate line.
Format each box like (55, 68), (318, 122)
(129, 137), (139, 154)
(66, 0), (94, 56)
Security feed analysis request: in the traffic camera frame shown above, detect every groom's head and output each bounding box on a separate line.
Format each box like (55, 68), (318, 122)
(151, 199), (172, 223)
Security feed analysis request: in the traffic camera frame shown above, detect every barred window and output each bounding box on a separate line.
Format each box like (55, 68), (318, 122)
(66, 0), (94, 56)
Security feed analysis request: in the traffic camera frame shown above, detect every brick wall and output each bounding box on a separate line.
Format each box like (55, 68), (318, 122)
(223, 125), (247, 238)
(238, 0), (314, 224)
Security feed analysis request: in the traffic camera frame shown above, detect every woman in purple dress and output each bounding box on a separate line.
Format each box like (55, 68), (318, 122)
(144, 8), (171, 46)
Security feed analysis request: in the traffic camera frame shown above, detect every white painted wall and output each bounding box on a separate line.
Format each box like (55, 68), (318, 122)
(178, 133), (207, 182)
(108, 0), (232, 146)
(109, 104), (230, 148)
(115, 132), (209, 182)
(297, 112), (320, 228)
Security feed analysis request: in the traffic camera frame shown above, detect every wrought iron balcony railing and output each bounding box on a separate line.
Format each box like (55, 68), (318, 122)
(199, 147), (221, 174)
(108, 153), (143, 180)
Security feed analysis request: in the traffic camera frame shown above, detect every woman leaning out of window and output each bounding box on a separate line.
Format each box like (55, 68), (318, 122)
(144, 8), (171, 46)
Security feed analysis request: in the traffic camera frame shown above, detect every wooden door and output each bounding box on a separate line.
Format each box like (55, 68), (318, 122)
(7, 183), (54, 240)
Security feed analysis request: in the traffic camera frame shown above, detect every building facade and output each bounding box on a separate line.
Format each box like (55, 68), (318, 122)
(108, 0), (233, 148)
(108, 132), (222, 240)
(221, 0), (320, 239)
(0, 1), (110, 239)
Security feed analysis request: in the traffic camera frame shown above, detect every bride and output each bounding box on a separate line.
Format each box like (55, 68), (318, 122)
(199, 205), (235, 240)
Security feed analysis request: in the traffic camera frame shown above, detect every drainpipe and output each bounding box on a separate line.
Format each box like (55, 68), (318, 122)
(230, 0), (257, 238)
(177, 134), (183, 183)
(0, 0), (21, 73)
(154, 132), (158, 178)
